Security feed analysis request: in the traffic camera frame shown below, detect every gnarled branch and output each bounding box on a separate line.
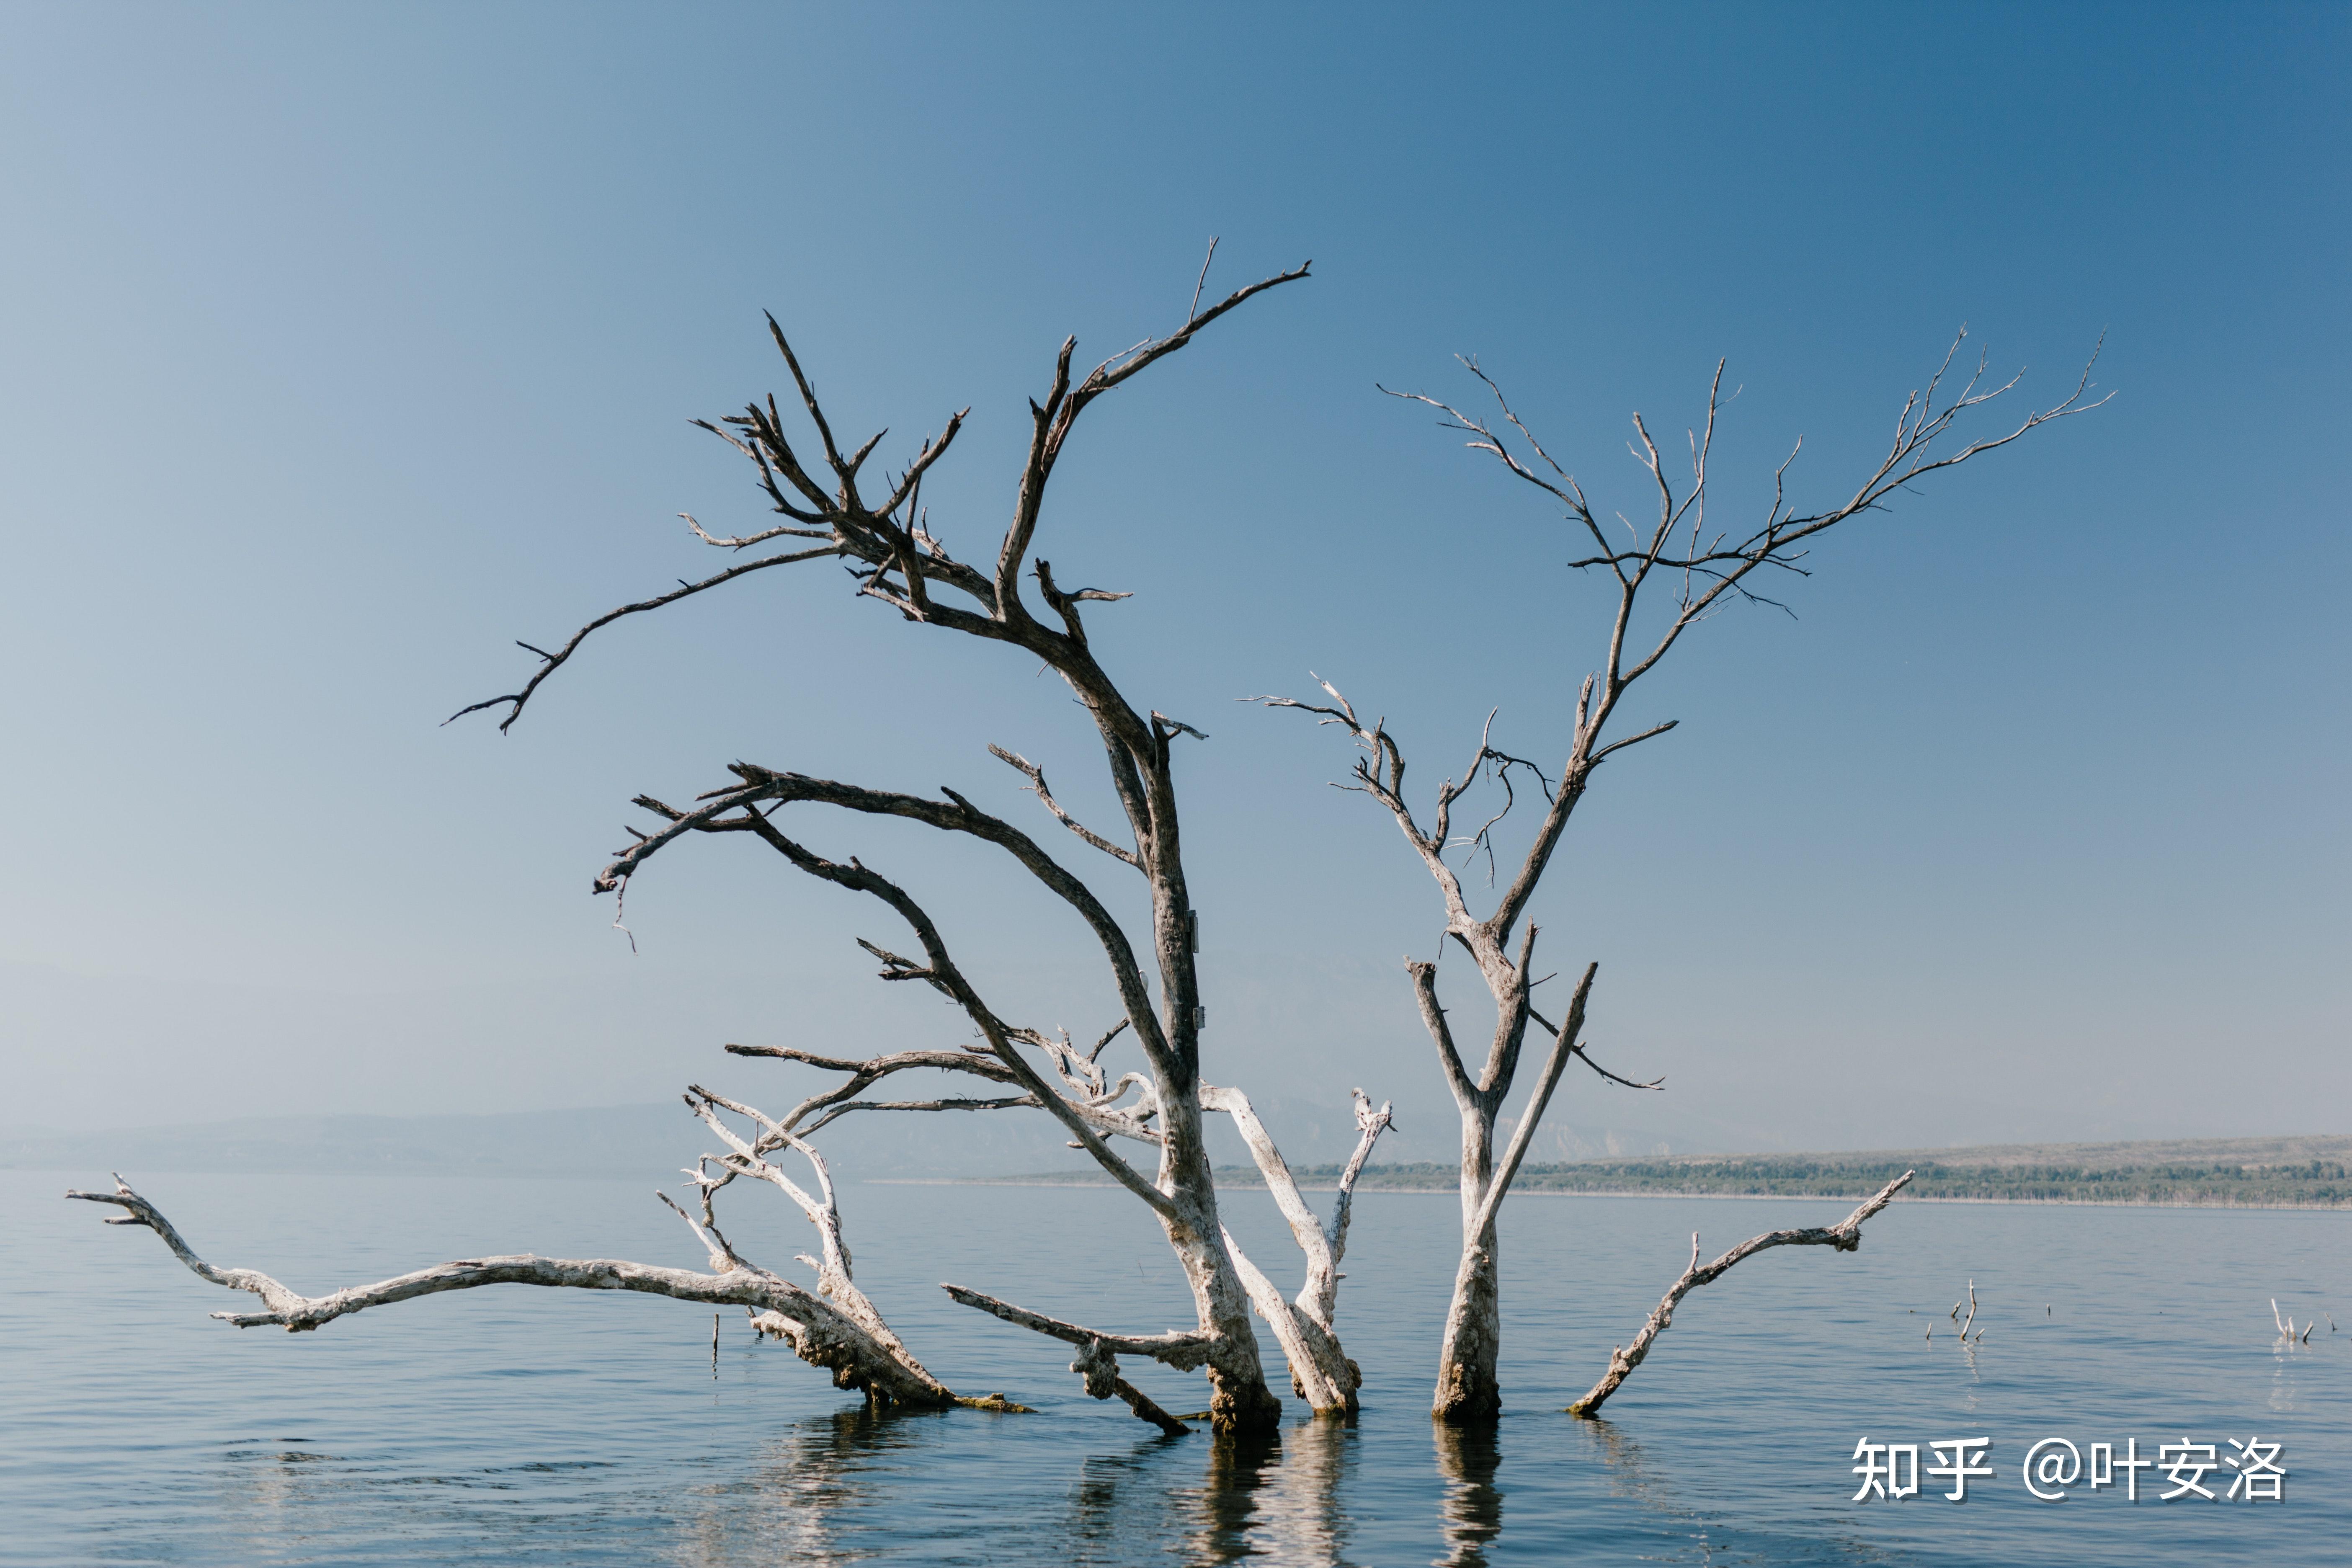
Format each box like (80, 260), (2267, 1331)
(939, 1283), (1214, 1368)
(1203, 1085), (1394, 1413)
(445, 256), (1314, 1434)
(1568, 1170), (1915, 1416)
(989, 744), (1141, 869)
(66, 1173), (970, 1408)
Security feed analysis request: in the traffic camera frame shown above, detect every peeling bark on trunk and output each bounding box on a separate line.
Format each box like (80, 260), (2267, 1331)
(1430, 1099), (1502, 1424)
(1204, 1085), (1391, 1414)
(1433, 1222), (1504, 1424)
(1155, 1104), (1287, 1432)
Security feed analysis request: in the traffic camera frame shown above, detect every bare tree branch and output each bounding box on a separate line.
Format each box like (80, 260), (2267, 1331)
(1199, 1083), (1393, 1412)
(1526, 1005), (1665, 1091)
(67, 1173), (972, 1408)
(443, 544), (843, 731)
(1324, 1088), (1395, 1310)
(441, 256), (1314, 1433)
(941, 1284), (1215, 1369)
(989, 744), (1141, 869)
(1469, 962), (1596, 1241)
(1407, 959), (1478, 1108)
(1568, 1171), (1915, 1416)
(1070, 1335), (1195, 1436)
(1263, 331), (2100, 1422)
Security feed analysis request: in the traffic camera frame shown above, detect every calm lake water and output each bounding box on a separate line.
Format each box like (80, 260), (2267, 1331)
(2, 1168), (2343, 1565)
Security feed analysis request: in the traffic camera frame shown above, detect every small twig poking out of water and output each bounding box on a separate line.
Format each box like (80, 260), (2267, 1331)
(2270, 1299), (2318, 1346)
(1932, 1279), (1984, 1345)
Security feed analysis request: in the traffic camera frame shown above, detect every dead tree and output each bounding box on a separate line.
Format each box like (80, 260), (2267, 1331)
(717, 1029), (1393, 1417)
(66, 1086), (1021, 1412)
(1259, 332), (2106, 1422)
(74, 252), (1331, 1434)
(1568, 1170), (1913, 1415)
(442, 250), (1314, 1433)
(1203, 1084), (1394, 1413)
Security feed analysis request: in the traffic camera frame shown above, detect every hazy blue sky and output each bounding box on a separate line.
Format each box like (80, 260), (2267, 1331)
(3, 2), (2344, 1154)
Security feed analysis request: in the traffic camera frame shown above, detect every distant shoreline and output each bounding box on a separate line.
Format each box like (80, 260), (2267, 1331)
(882, 1177), (2352, 1212)
(9, 1122), (2345, 1205)
(903, 1137), (2352, 1211)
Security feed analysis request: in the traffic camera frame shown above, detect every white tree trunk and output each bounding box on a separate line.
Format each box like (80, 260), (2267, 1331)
(1203, 1085), (1392, 1413)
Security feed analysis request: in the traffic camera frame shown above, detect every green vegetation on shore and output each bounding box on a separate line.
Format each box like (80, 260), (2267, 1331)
(1289, 1157), (2349, 1207)
(972, 1135), (2352, 1208)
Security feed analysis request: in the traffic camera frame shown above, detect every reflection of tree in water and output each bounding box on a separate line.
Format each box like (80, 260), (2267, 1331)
(1060, 1428), (1196, 1563)
(1183, 1430), (1282, 1564)
(215, 1441), (340, 1558)
(1432, 1424), (1503, 1568)
(1060, 1421), (1362, 1567)
(1575, 1417), (1729, 1555)
(1253, 1421), (1359, 1565)
(671, 1403), (931, 1568)
(1573, 1418), (1889, 1567)
(1575, 1414), (1659, 1503)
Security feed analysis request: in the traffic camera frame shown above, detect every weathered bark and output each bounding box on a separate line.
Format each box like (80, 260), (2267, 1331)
(1419, 958), (1609, 1422)
(1431, 1218), (1503, 1425)
(945, 1285), (1207, 1434)
(1070, 1336), (1195, 1436)
(930, 1083), (1387, 1429)
(682, 1088), (966, 1393)
(1261, 335), (2103, 1421)
(1203, 1084), (1391, 1413)
(1568, 1171), (1913, 1415)
(66, 1170), (1001, 1409)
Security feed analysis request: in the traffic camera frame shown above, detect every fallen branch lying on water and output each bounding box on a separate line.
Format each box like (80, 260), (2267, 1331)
(941, 1284), (1210, 1434)
(67, 1087), (1032, 1414)
(1569, 1171), (1914, 1416)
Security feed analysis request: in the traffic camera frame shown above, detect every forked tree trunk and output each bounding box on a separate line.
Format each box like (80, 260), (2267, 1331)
(451, 255), (1316, 1434)
(1205, 1084), (1392, 1414)
(1156, 1093), (1287, 1430)
(1260, 332), (2101, 1422)
(1416, 957), (1602, 1423)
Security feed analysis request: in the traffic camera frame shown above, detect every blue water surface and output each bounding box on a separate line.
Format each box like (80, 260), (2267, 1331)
(2, 1169), (2342, 1564)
